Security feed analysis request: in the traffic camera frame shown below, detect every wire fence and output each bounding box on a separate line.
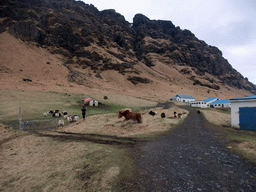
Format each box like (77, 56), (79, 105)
(1, 118), (62, 131)
(1, 107), (75, 131)
(21, 119), (59, 131)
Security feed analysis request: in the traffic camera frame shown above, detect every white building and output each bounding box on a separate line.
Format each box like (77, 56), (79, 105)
(230, 95), (256, 129)
(82, 97), (99, 107)
(190, 100), (206, 108)
(170, 94), (195, 103)
(89, 99), (98, 107)
(210, 99), (231, 108)
(190, 97), (220, 108)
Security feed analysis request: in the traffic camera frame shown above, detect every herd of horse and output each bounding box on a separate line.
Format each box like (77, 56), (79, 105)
(118, 109), (185, 124)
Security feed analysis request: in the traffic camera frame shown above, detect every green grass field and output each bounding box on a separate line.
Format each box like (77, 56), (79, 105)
(0, 89), (156, 129)
(0, 89), (157, 191)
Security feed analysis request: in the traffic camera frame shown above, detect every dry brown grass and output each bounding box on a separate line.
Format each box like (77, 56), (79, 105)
(0, 89), (187, 191)
(0, 125), (131, 191)
(201, 109), (231, 127)
(201, 108), (256, 164)
(61, 106), (187, 137)
(238, 141), (256, 160)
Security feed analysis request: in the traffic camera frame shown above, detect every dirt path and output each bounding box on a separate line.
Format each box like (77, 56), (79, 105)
(117, 107), (256, 191)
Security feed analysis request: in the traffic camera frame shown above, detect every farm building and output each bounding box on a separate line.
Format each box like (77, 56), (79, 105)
(190, 100), (206, 108)
(230, 95), (256, 130)
(82, 97), (99, 107)
(190, 97), (220, 108)
(171, 94), (195, 102)
(209, 99), (231, 108)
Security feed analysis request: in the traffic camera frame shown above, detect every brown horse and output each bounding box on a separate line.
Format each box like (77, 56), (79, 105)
(118, 109), (142, 123)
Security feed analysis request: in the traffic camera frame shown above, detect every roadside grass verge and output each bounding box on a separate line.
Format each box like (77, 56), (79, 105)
(200, 107), (231, 127)
(200, 107), (256, 164)
(132, 116), (186, 139)
(224, 128), (256, 164)
(0, 130), (135, 192)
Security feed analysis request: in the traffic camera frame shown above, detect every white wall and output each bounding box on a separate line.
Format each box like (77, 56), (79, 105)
(190, 101), (208, 108)
(180, 98), (195, 103)
(213, 103), (230, 108)
(223, 103), (231, 108)
(231, 100), (256, 128)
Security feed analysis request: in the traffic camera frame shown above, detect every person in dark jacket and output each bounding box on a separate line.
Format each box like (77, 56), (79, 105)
(81, 106), (87, 122)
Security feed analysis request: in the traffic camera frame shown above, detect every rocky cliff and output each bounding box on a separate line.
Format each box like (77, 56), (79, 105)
(1, 0), (255, 93)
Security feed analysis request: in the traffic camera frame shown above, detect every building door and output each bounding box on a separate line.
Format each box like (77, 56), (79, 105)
(239, 107), (256, 130)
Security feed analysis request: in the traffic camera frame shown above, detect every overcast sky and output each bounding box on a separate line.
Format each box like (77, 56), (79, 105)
(81, 0), (256, 85)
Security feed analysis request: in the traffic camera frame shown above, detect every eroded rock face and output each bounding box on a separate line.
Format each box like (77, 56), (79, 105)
(9, 21), (40, 41)
(1, 0), (255, 92)
(127, 76), (152, 85)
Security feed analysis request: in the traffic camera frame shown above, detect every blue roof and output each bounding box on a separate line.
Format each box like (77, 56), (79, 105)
(230, 95), (256, 100)
(203, 97), (219, 102)
(210, 99), (230, 104)
(176, 94), (195, 99)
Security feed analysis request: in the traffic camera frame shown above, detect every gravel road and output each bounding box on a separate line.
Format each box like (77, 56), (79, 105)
(117, 107), (256, 191)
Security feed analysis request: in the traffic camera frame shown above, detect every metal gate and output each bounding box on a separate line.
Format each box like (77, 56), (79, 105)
(239, 107), (256, 130)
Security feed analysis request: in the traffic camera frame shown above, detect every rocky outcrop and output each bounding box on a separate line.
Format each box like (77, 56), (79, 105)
(127, 76), (152, 85)
(1, 0), (255, 92)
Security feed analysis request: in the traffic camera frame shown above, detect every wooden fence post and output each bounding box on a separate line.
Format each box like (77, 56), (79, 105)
(19, 107), (22, 130)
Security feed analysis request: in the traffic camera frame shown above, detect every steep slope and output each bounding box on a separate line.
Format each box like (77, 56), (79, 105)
(0, 31), (251, 102)
(0, 32), (69, 90)
(0, 0), (255, 97)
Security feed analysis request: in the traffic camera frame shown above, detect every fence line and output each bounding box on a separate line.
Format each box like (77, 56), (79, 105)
(1, 117), (72, 131)
(14, 106), (58, 131)
(21, 119), (61, 131)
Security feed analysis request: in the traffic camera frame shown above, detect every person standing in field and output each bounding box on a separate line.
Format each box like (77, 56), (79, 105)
(81, 106), (87, 122)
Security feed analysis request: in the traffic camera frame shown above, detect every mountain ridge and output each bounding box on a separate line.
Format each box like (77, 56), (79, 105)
(1, 0), (255, 95)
